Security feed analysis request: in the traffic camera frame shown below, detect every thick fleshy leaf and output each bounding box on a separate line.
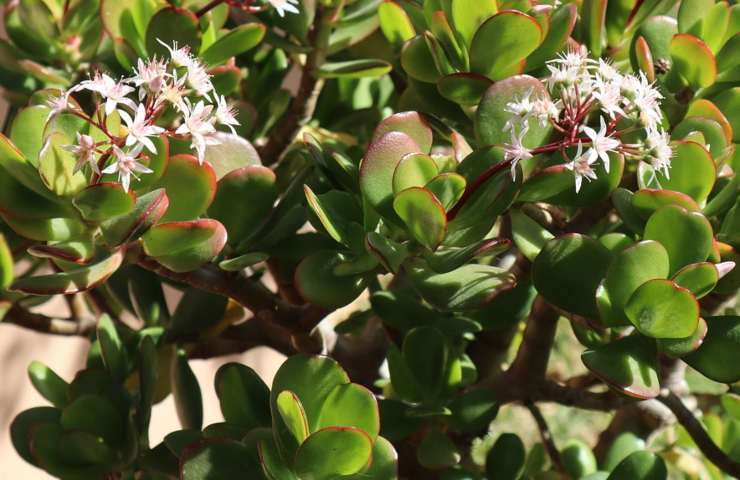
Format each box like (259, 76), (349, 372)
(643, 205), (713, 275)
(360, 131), (421, 220)
(485, 433), (526, 480)
(674, 117), (727, 159)
(686, 99), (734, 144)
(533, 234), (612, 317)
(418, 430), (461, 469)
(450, 389), (499, 433)
(10, 105), (49, 165)
(209, 166), (277, 245)
(672, 262), (719, 298)
(657, 316), (708, 358)
(214, 363), (270, 430)
(316, 383), (379, 439)
(10, 407), (60, 467)
(599, 241), (670, 326)
(294, 427), (373, 480)
(475, 75), (552, 148)
(450, 0), (497, 48)
(656, 141), (715, 204)
(561, 440), (597, 479)
(200, 23), (265, 66)
(394, 187), (447, 250)
(408, 262), (516, 311)
(607, 451), (667, 480)
(0, 132), (62, 203)
(318, 59), (392, 79)
(38, 132), (87, 197)
(685, 315), (740, 383)
(203, 132), (261, 179)
(425, 173), (466, 211)
(426, 238), (510, 273)
(510, 209), (554, 262)
(156, 154), (217, 222)
(97, 314), (127, 380)
(304, 187), (363, 249)
(145, 6), (200, 58)
(470, 11), (543, 81)
(294, 251), (367, 309)
(670, 33), (717, 88)
(393, 153), (439, 194)
(169, 287), (227, 335)
(258, 437), (298, 480)
(27, 361), (68, 408)
(142, 219), (227, 273)
(276, 390), (309, 447)
(0, 234), (13, 289)
(347, 436), (398, 480)
(171, 349), (203, 430)
(378, 0), (415, 47)
(365, 233), (409, 274)
(101, 188), (169, 246)
(437, 73), (492, 106)
(402, 326), (448, 401)
(624, 279), (699, 338)
(582, 0), (608, 56)
(631, 188), (700, 219)
(10, 250), (123, 294)
(61, 394), (124, 442)
(401, 35), (441, 83)
(527, 4), (577, 70)
(181, 439), (261, 479)
(219, 252), (269, 271)
(371, 111), (433, 154)
(73, 183), (135, 222)
(581, 335), (660, 399)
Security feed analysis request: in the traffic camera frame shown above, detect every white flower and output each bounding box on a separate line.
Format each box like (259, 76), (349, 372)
(214, 95), (240, 134)
(176, 100), (220, 164)
(531, 97), (561, 128)
(595, 59), (622, 83)
(102, 144), (152, 192)
(46, 91), (74, 122)
(131, 57), (169, 100)
(185, 59), (214, 100)
(62, 133), (99, 174)
(581, 116), (620, 172)
(547, 47), (592, 71)
(592, 77), (625, 120)
(157, 39), (192, 67)
(79, 72), (136, 114)
(645, 127), (673, 177)
(157, 70), (188, 111)
(120, 103), (164, 153)
(269, 0), (300, 17)
(566, 142), (598, 193)
(503, 127), (532, 180)
(504, 89), (534, 132)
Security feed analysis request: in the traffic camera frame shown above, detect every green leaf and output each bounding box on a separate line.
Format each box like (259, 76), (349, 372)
(202, 132), (261, 179)
(97, 314), (127, 380)
(171, 349), (203, 430)
(393, 153), (439, 194)
(145, 6), (201, 58)
(371, 111), (434, 155)
(562, 440), (597, 479)
(219, 252), (270, 271)
(378, 0), (415, 47)
(533, 234), (612, 317)
(304, 187), (363, 249)
(582, 335), (660, 399)
(294, 251), (367, 309)
(215, 363), (270, 430)
(137, 335), (157, 434)
(0, 233), (13, 289)
(450, 389), (499, 433)
(258, 437), (298, 480)
(603, 433), (646, 471)
(425, 172), (466, 211)
(73, 182), (136, 222)
(276, 390), (310, 448)
(10, 105), (50, 165)
(599, 240), (670, 326)
(643, 205), (713, 275)
(425, 238), (510, 273)
(200, 23), (265, 65)
(10, 407), (60, 467)
(28, 361), (68, 408)
(402, 326), (447, 402)
(656, 141), (716, 204)
(670, 33), (717, 88)
(607, 451), (667, 480)
(631, 188), (700, 219)
(657, 316), (708, 358)
(408, 262), (516, 311)
(582, 0), (608, 57)
(394, 187), (447, 250)
(38, 131), (87, 197)
(672, 262), (719, 298)
(485, 433), (526, 480)
(169, 287), (227, 335)
(0, 133), (62, 203)
(437, 73), (492, 106)
(360, 131), (422, 221)
(156, 154), (216, 222)
(401, 35), (441, 82)
(685, 315), (740, 383)
(293, 427), (373, 480)
(142, 219), (227, 273)
(10, 250), (124, 295)
(181, 439), (262, 480)
(511, 210), (554, 262)
(673, 117), (727, 159)
(318, 59), (392, 79)
(624, 278), (699, 338)
(470, 11), (543, 81)
(101, 188), (169, 246)
(450, 0), (497, 48)
(365, 233), (409, 274)
(316, 383), (379, 439)
(61, 394), (124, 443)
(347, 436), (398, 480)
(526, 4), (578, 70)
(209, 166), (277, 245)
(418, 430), (461, 469)
(475, 75), (552, 148)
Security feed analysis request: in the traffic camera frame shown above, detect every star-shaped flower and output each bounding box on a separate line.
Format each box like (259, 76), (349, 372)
(62, 133), (100, 174)
(176, 100), (220, 164)
(102, 144), (152, 192)
(565, 142), (598, 193)
(581, 116), (620, 172)
(78, 72), (136, 114)
(503, 127), (532, 180)
(120, 103), (165, 154)
(269, 0), (300, 17)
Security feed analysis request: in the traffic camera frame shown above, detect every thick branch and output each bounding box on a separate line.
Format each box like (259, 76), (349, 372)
(257, 6), (335, 165)
(507, 296), (559, 381)
(526, 401), (565, 473)
(2, 303), (94, 336)
(658, 391), (740, 477)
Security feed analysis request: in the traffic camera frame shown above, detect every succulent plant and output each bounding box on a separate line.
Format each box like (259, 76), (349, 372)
(0, 0), (739, 479)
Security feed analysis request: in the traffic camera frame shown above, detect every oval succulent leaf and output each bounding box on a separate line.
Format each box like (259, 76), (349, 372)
(624, 278), (699, 338)
(10, 250), (124, 294)
(293, 426), (373, 480)
(73, 182), (136, 222)
(142, 219), (227, 273)
(393, 187), (447, 250)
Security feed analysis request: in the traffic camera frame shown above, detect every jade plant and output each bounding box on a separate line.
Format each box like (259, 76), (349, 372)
(1, 0), (739, 479)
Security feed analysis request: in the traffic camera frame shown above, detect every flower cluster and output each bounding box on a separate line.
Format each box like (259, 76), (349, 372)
(46, 40), (239, 192)
(503, 47), (673, 192)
